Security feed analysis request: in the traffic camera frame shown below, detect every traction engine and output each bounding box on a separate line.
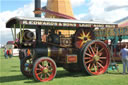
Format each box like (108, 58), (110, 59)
(6, 16), (117, 82)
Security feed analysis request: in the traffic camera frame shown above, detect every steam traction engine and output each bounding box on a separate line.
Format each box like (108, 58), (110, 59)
(6, 17), (118, 82)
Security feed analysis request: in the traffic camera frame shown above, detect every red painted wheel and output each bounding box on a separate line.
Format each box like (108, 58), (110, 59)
(80, 40), (110, 75)
(75, 28), (95, 49)
(20, 56), (33, 78)
(33, 57), (57, 82)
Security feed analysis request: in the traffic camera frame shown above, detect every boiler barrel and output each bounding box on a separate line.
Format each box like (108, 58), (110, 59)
(35, 47), (73, 57)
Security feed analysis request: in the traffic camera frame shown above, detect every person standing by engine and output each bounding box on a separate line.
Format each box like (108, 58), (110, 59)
(4, 48), (8, 59)
(119, 45), (128, 74)
(42, 30), (48, 42)
(8, 48), (13, 58)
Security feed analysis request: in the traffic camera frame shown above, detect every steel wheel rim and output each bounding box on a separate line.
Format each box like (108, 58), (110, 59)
(83, 41), (110, 75)
(34, 59), (56, 82)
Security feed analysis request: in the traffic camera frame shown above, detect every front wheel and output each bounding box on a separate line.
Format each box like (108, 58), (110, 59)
(33, 57), (57, 82)
(20, 56), (33, 78)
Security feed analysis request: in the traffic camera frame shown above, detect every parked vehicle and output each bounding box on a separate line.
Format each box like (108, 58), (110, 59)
(6, 41), (19, 57)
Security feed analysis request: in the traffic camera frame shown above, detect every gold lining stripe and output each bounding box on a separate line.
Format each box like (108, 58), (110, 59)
(59, 48), (62, 55)
(69, 48), (72, 54)
(48, 48), (51, 57)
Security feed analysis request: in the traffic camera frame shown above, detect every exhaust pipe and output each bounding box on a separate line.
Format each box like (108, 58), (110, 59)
(34, 0), (41, 17)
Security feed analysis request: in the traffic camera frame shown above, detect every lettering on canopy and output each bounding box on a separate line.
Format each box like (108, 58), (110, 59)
(94, 27), (128, 37)
(20, 20), (117, 28)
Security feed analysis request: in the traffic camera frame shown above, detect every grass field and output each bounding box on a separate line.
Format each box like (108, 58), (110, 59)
(0, 48), (128, 85)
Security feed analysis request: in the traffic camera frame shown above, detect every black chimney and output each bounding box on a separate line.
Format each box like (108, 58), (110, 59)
(35, 0), (41, 17)
(35, 0), (42, 44)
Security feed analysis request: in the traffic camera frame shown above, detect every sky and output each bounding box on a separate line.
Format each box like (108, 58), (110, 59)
(0, 0), (128, 45)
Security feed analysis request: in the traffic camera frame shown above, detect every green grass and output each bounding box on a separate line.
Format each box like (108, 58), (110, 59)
(0, 48), (128, 85)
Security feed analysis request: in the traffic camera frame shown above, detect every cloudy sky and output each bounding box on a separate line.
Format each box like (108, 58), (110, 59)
(0, 0), (128, 45)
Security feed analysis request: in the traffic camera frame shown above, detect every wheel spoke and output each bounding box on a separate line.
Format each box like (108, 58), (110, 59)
(93, 44), (97, 54)
(92, 48), (96, 54)
(37, 72), (42, 75)
(96, 47), (99, 55)
(45, 74), (47, 79)
(46, 65), (49, 68)
(39, 64), (43, 69)
(48, 63), (53, 69)
(90, 63), (94, 69)
(47, 73), (50, 77)
(85, 52), (93, 57)
(80, 41), (84, 48)
(90, 46), (95, 55)
(98, 52), (103, 56)
(36, 68), (41, 71)
(97, 62), (104, 68)
(84, 57), (91, 60)
(96, 63), (99, 71)
(48, 69), (53, 72)
(86, 32), (90, 37)
(87, 48), (92, 54)
(82, 30), (85, 37)
(42, 62), (45, 66)
(100, 57), (107, 59)
(94, 44), (97, 49)
(78, 36), (83, 40)
(99, 48), (104, 53)
(40, 74), (43, 79)
(94, 64), (97, 72)
(85, 59), (93, 64)
(98, 60), (103, 63)
(88, 63), (91, 69)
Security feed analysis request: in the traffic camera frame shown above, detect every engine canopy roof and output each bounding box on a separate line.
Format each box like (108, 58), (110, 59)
(6, 16), (118, 29)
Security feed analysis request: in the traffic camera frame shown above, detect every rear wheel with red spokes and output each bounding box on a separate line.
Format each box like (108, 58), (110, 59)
(33, 57), (57, 82)
(80, 40), (110, 75)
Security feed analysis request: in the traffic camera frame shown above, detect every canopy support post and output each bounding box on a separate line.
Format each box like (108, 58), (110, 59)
(20, 24), (22, 44)
(14, 24), (16, 41)
(11, 27), (14, 41)
(36, 26), (41, 44)
(22, 25), (25, 41)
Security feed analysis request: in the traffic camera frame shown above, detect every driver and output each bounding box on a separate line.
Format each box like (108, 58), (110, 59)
(42, 30), (48, 42)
